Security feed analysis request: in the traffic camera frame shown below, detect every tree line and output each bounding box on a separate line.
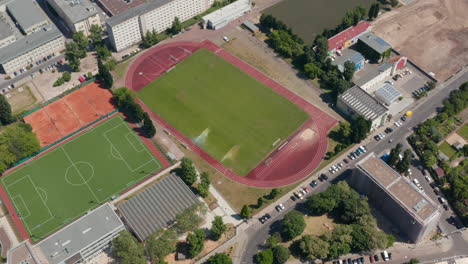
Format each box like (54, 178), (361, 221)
(408, 82), (468, 224)
(256, 181), (393, 263)
(112, 87), (156, 137)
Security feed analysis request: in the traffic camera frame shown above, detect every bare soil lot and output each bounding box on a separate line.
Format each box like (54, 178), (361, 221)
(372, 0), (468, 81)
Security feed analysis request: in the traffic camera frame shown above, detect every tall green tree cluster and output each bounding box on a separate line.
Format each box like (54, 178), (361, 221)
(280, 210), (305, 241)
(320, 6), (367, 38)
(178, 157), (197, 186)
(197, 171), (211, 198)
(0, 94), (15, 125)
(368, 3), (380, 21)
(187, 228), (206, 258)
(174, 203), (206, 234)
(299, 181), (389, 259)
(65, 32), (88, 71)
(168, 17), (182, 35)
(0, 122), (40, 173)
(98, 58), (113, 89)
(112, 231), (146, 264)
(207, 253), (233, 264)
(141, 112), (156, 138)
(210, 216), (226, 241)
(146, 229), (178, 263)
(142, 30), (159, 48)
(112, 87), (145, 122)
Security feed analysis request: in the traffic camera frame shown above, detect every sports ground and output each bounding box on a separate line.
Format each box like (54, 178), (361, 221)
(138, 49), (309, 176)
(126, 41), (337, 187)
(0, 115), (162, 241)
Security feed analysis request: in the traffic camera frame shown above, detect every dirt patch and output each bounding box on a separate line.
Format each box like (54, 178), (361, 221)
(6, 85), (38, 114)
(303, 214), (336, 236)
(372, 0), (468, 81)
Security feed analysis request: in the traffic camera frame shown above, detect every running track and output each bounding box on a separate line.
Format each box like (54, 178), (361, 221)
(126, 40), (337, 188)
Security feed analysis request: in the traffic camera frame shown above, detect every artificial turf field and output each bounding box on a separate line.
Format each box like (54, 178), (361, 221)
(138, 49), (309, 176)
(1, 115), (162, 241)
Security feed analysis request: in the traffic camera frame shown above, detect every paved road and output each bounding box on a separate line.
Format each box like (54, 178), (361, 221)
(237, 70), (468, 264)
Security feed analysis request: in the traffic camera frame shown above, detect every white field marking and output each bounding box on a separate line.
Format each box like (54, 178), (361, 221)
(103, 123), (161, 173)
(36, 187), (48, 202)
(64, 162), (95, 186)
(25, 175), (54, 231)
(110, 145), (123, 160)
(11, 195), (31, 219)
(125, 132), (146, 153)
(61, 147), (101, 203)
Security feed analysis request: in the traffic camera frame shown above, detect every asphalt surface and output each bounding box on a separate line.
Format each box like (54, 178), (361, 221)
(239, 70), (468, 264)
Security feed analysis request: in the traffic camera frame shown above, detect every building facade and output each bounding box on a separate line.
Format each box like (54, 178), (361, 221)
(107, 0), (213, 52)
(201, 0), (251, 30)
(46, 0), (101, 36)
(349, 154), (441, 243)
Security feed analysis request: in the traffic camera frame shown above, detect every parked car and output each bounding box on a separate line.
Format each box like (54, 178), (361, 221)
(294, 191), (303, 200)
(310, 180), (318, 187)
(290, 195), (297, 202)
(302, 187), (310, 193)
(374, 255), (379, 262)
(438, 196), (446, 204)
(275, 204), (285, 212)
(259, 213), (271, 224)
(385, 127), (393, 133)
(369, 255), (375, 263)
(343, 158), (349, 164)
(382, 251), (390, 261)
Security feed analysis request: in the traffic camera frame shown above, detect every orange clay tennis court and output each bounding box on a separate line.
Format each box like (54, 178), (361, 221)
(24, 82), (115, 147)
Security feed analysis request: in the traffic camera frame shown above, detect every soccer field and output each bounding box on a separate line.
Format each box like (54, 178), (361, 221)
(138, 49), (309, 176)
(1, 115), (162, 241)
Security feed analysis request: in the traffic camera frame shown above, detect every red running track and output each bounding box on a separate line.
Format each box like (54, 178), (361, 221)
(126, 40), (337, 188)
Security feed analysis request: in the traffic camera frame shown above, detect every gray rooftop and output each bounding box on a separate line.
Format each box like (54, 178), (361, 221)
(35, 203), (124, 264)
(375, 83), (401, 104)
(118, 174), (200, 241)
(243, 20), (258, 32)
(359, 32), (391, 54)
(106, 0), (172, 27)
(357, 154), (440, 224)
(0, 24), (63, 64)
(355, 63), (392, 87)
(0, 17), (13, 40)
(333, 49), (365, 71)
(47, 0), (97, 23)
(7, 0), (48, 32)
(339, 85), (388, 120)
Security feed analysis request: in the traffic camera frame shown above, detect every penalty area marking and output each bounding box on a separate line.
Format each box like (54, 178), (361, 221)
(11, 195), (31, 219)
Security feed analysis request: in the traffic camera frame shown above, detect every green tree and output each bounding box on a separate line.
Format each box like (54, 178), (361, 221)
(96, 44), (112, 60)
(174, 203), (205, 234)
(62, 71), (71, 82)
(268, 188), (280, 199)
(98, 58), (113, 88)
(298, 235), (329, 260)
(306, 192), (337, 215)
(422, 151), (437, 167)
(197, 172), (210, 198)
(112, 231), (146, 264)
(89, 24), (103, 47)
(210, 216), (226, 241)
(146, 229), (178, 263)
(72, 31), (88, 58)
(53, 77), (65, 87)
(187, 228), (206, 258)
(304, 63), (323, 79)
(269, 30), (303, 59)
(373, 4), (380, 19)
(240, 205), (251, 219)
(350, 116), (371, 143)
(142, 112), (156, 138)
(179, 157), (197, 186)
(387, 143), (402, 167)
(272, 245), (289, 264)
(281, 210), (305, 241)
(142, 30), (159, 48)
(257, 197), (264, 208)
(396, 149), (412, 174)
(387, 234), (396, 247)
(65, 42), (81, 72)
(169, 17), (182, 34)
(314, 36), (329, 63)
(390, 0), (399, 7)
(0, 94), (15, 125)
(266, 232), (282, 248)
(207, 253), (233, 264)
(256, 249), (274, 264)
(343, 61), (356, 81)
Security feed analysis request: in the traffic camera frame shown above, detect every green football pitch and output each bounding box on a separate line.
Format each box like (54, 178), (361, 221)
(138, 49), (309, 176)
(1, 115), (162, 241)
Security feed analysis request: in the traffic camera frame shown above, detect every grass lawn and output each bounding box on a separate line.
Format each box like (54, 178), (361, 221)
(138, 49), (309, 176)
(439, 141), (457, 159)
(114, 59), (133, 79)
(303, 215), (335, 236)
(458, 124), (468, 140)
(1, 115), (162, 241)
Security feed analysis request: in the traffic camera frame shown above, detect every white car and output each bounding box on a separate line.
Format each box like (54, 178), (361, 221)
(275, 204), (285, 212)
(394, 121), (401, 127)
(223, 36), (230, 42)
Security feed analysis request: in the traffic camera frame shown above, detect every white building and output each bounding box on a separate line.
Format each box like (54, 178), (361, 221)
(46, 0), (101, 36)
(34, 203), (125, 264)
(201, 0), (251, 30)
(106, 0), (213, 52)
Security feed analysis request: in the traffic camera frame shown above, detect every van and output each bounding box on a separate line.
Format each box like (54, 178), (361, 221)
(382, 251), (389, 261)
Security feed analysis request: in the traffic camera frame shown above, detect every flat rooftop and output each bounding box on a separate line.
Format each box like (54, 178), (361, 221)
(106, 0), (171, 27)
(7, 242), (40, 264)
(0, 24), (63, 64)
(35, 203), (124, 264)
(359, 31), (392, 54)
(97, 0), (146, 16)
(202, 0), (250, 24)
(338, 85), (388, 120)
(47, 0), (98, 23)
(7, 0), (48, 32)
(357, 154), (440, 224)
(0, 17), (13, 40)
(118, 174), (200, 241)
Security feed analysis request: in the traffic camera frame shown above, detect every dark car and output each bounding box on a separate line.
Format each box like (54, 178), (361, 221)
(359, 257), (365, 264)
(318, 175), (325, 182)
(374, 255), (379, 262)
(343, 159), (349, 164)
(348, 258), (352, 264)
(385, 127), (393, 133)
(290, 195), (297, 202)
(322, 174), (329, 181)
(388, 253), (392, 260)
(443, 203), (449, 210)
(310, 180), (318, 187)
